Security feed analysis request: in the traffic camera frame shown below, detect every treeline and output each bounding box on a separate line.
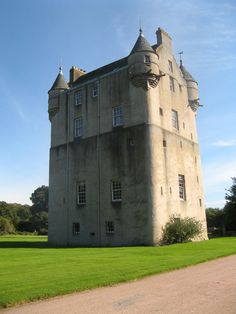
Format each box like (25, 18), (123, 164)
(0, 185), (48, 235)
(206, 177), (236, 236)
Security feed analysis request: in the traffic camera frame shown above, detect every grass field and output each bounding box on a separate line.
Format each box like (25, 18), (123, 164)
(0, 236), (236, 308)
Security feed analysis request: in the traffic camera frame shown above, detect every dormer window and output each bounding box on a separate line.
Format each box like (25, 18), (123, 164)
(144, 55), (151, 64)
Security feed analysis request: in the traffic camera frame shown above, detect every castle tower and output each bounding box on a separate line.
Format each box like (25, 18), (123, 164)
(48, 28), (207, 246)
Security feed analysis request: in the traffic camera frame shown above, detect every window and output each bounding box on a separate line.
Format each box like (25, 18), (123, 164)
(168, 60), (173, 73)
(144, 55), (151, 64)
(171, 110), (179, 130)
(77, 181), (86, 205)
(179, 84), (182, 92)
(75, 91), (82, 106)
(199, 199), (202, 207)
(105, 221), (114, 234)
(178, 175), (186, 200)
(163, 139), (166, 147)
(112, 106), (123, 127)
(159, 107), (163, 116)
(74, 117), (83, 137)
(72, 222), (80, 235)
(92, 84), (98, 97)
(112, 181), (122, 202)
(170, 76), (175, 92)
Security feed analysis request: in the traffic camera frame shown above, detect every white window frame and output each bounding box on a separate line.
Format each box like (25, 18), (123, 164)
(171, 109), (179, 130)
(74, 117), (83, 138)
(178, 174), (186, 200)
(72, 222), (80, 235)
(144, 55), (151, 64)
(75, 91), (82, 106)
(105, 221), (114, 234)
(92, 84), (98, 97)
(111, 181), (122, 202)
(112, 106), (123, 127)
(77, 181), (86, 205)
(170, 76), (175, 92)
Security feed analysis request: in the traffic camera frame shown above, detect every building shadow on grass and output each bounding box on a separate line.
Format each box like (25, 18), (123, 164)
(0, 241), (50, 249)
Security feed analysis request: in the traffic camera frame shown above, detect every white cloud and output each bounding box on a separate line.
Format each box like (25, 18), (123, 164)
(212, 139), (236, 147)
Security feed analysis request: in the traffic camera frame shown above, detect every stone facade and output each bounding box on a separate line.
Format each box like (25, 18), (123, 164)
(48, 28), (208, 246)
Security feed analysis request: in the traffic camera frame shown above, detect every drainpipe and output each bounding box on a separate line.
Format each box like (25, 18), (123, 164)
(97, 79), (101, 246)
(65, 92), (70, 246)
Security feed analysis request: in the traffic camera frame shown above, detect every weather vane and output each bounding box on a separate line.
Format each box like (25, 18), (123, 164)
(178, 51), (183, 66)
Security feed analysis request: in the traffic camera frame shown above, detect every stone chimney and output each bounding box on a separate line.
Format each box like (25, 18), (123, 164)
(69, 66), (86, 84)
(156, 28), (172, 52)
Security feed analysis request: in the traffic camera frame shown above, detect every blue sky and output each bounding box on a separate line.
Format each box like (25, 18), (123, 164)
(0, 0), (235, 207)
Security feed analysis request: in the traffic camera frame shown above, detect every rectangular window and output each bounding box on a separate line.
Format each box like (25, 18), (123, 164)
(144, 55), (151, 64)
(74, 117), (83, 137)
(92, 84), (98, 97)
(75, 91), (82, 106)
(178, 175), (186, 200)
(77, 181), (86, 205)
(171, 109), (179, 130)
(72, 222), (80, 235)
(159, 107), (163, 116)
(112, 106), (123, 127)
(168, 60), (173, 73)
(170, 76), (175, 92)
(105, 221), (114, 234)
(112, 181), (122, 202)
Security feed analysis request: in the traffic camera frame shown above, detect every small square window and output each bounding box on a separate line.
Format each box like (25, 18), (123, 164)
(77, 181), (86, 205)
(144, 55), (151, 64)
(178, 174), (186, 200)
(72, 222), (80, 235)
(105, 221), (114, 234)
(112, 106), (123, 127)
(74, 117), (83, 137)
(171, 110), (179, 130)
(170, 76), (175, 92)
(92, 84), (98, 97)
(112, 181), (122, 202)
(168, 60), (173, 73)
(75, 91), (82, 106)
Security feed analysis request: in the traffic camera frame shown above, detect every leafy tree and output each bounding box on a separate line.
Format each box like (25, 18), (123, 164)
(0, 217), (15, 234)
(29, 211), (48, 234)
(161, 216), (202, 245)
(205, 208), (224, 229)
(224, 177), (236, 231)
(30, 185), (48, 215)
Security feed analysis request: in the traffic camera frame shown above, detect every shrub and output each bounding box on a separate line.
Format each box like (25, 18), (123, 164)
(161, 216), (202, 245)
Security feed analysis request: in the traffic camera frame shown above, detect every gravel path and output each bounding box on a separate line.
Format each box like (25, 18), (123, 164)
(2, 254), (236, 314)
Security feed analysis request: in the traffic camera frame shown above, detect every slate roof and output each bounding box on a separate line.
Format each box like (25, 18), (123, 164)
(180, 64), (196, 82)
(49, 71), (69, 92)
(72, 57), (128, 87)
(130, 31), (155, 55)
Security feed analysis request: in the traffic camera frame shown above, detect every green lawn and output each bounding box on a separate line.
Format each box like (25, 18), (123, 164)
(0, 236), (236, 308)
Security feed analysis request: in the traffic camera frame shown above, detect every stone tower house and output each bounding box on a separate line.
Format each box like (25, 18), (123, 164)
(48, 28), (207, 246)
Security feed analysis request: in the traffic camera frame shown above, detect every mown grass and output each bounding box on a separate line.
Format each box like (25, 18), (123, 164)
(0, 236), (236, 308)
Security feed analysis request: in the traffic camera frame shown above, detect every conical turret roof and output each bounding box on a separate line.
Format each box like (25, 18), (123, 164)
(49, 67), (69, 92)
(130, 29), (155, 55)
(180, 62), (196, 83)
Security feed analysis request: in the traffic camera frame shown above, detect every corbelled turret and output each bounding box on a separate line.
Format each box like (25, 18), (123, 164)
(48, 67), (69, 121)
(128, 29), (163, 90)
(180, 61), (201, 112)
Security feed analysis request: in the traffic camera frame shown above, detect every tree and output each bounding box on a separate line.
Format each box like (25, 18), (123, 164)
(205, 208), (224, 229)
(30, 185), (48, 215)
(161, 216), (202, 245)
(224, 177), (236, 231)
(0, 217), (15, 234)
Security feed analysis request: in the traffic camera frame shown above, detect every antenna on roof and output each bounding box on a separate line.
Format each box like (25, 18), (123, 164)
(179, 51), (183, 66)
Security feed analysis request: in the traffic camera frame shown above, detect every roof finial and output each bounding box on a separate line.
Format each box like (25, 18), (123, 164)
(139, 17), (143, 36)
(179, 51), (183, 66)
(59, 57), (63, 74)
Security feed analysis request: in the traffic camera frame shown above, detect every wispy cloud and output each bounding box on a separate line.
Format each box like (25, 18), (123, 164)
(212, 139), (236, 147)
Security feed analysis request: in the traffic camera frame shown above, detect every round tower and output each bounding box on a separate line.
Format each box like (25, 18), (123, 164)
(180, 61), (201, 112)
(48, 67), (69, 121)
(128, 29), (161, 90)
